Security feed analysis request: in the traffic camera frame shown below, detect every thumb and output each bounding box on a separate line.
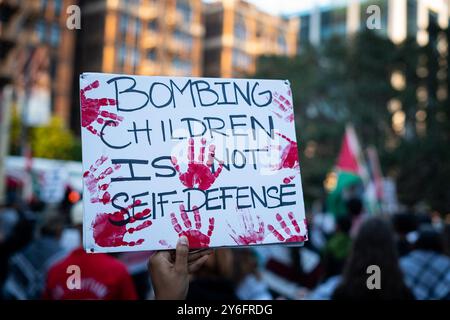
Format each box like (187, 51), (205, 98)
(174, 236), (189, 273)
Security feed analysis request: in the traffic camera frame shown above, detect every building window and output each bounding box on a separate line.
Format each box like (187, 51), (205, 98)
(148, 19), (158, 32)
(118, 44), (127, 66)
(232, 49), (251, 69)
(234, 16), (246, 40)
(176, 1), (192, 23)
(174, 29), (192, 50)
(50, 57), (57, 78)
(132, 49), (140, 68)
(50, 24), (60, 46)
(135, 18), (141, 37)
(256, 22), (264, 38)
(278, 34), (287, 53)
(173, 57), (192, 75)
(146, 48), (157, 60)
(120, 14), (129, 35)
(54, 0), (62, 16)
(40, 0), (48, 12)
(36, 20), (47, 42)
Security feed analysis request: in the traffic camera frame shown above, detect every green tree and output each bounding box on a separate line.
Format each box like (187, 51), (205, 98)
(255, 28), (450, 213)
(30, 117), (81, 161)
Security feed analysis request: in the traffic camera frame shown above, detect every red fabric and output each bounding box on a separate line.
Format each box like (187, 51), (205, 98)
(336, 134), (359, 173)
(43, 247), (138, 300)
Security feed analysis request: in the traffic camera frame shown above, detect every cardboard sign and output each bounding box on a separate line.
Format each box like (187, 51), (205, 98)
(80, 73), (307, 252)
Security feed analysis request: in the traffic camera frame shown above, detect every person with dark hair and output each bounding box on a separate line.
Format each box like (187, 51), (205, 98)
(2, 212), (66, 299)
(43, 201), (138, 300)
(309, 217), (413, 300)
(0, 201), (35, 297)
(392, 212), (418, 257)
(400, 227), (450, 300)
(332, 217), (414, 300)
(346, 198), (365, 237)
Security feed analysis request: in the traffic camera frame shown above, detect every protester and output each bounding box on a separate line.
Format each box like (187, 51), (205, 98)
(321, 215), (352, 279)
(232, 248), (272, 300)
(2, 213), (66, 299)
(0, 200), (35, 296)
(400, 227), (450, 300)
(308, 217), (414, 300)
(346, 198), (365, 238)
(392, 212), (418, 257)
(43, 201), (138, 300)
(332, 217), (414, 300)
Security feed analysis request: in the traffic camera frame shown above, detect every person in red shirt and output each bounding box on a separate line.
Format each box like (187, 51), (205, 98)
(43, 201), (138, 300)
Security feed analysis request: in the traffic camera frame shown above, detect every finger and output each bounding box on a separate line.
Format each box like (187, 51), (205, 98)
(188, 255), (210, 274)
(188, 249), (213, 262)
(148, 250), (171, 270)
(174, 236), (189, 273)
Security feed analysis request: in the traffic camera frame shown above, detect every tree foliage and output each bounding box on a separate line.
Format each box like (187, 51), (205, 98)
(254, 28), (450, 213)
(30, 117), (81, 161)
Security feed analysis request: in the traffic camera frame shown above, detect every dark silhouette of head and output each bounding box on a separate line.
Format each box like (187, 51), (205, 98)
(392, 212), (417, 236)
(346, 198), (363, 218)
(415, 228), (444, 254)
(336, 215), (352, 234)
(332, 217), (413, 300)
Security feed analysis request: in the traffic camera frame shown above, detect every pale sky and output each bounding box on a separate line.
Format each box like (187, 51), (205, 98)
(204, 0), (446, 16)
(203, 0), (349, 15)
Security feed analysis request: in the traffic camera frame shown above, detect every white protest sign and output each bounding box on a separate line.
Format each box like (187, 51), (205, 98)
(80, 73), (307, 252)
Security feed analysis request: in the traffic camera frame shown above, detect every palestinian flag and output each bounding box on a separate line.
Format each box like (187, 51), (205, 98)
(326, 124), (367, 217)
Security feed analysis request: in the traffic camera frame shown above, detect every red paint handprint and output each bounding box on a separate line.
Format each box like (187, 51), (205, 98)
(171, 138), (224, 190)
(168, 204), (214, 248)
(92, 200), (152, 247)
(227, 209), (265, 245)
(83, 155), (121, 205)
(272, 91), (294, 123)
(268, 212), (307, 243)
(80, 80), (123, 136)
(270, 132), (300, 184)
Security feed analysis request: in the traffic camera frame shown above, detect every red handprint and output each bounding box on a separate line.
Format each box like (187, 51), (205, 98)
(227, 209), (265, 245)
(272, 91), (294, 123)
(171, 138), (224, 190)
(80, 80), (123, 136)
(267, 212), (307, 243)
(83, 155), (121, 205)
(168, 204), (214, 248)
(270, 132), (300, 184)
(92, 200), (152, 247)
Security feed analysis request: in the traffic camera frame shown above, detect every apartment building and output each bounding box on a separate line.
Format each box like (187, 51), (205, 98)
(77, 0), (204, 77)
(296, 0), (450, 47)
(203, 0), (299, 78)
(0, 0), (77, 126)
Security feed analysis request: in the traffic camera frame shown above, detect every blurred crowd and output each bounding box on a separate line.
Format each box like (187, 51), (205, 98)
(0, 189), (449, 300)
